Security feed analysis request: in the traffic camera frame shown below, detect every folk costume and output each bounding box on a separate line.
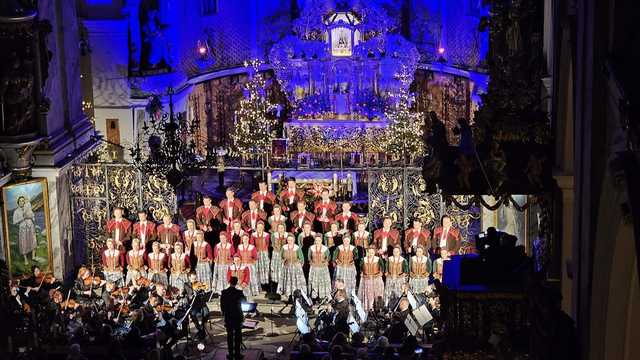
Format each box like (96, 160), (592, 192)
(314, 198), (337, 233)
(105, 217), (132, 249)
(279, 186), (304, 213)
(373, 227), (401, 257)
(125, 248), (147, 285)
(308, 244), (332, 300)
(193, 239), (214, 288)
(269, 231), (288, 283)
(251, 230), (271, 286)
(227, 263), (251, 296)
(241, 208), (267, 233)
(213, 241), (234, 293)
(133, 220), (155, 249)
(236, 243), (259, 296)
(332, 244), (358, 297)
(277, 244), (307, 297)
(147, 251), (169, 286)
(384, 254), (409, 301)
(433, 226), (461, 254)
(409, 254), (432, 294)
(157, 223), (181, 254)
(169, 252), (191, 289)
(102, 248), (125, 286)
(358, 255), (385, 312)
(219, 197), (243, 226)
(251, 189), (276, 213)
(404, 227), (431, 255)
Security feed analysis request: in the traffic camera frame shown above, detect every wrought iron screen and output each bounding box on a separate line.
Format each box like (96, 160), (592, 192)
(70, 163), (176, 270)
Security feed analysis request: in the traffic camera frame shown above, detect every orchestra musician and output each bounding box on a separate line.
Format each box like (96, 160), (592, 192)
(182, 273), (210, 340)
(332, 236), (358, 297)
(220, 187), (243, 228)
(331, 289), (350, 335)
(314, 189), (336, 233)
(213, 232), (233, 294)
(148, 241), (169, 286)
(358, 246), (385, 312)
(279, 179), (303, 214)
(74, 267), (105, 304)
(308, 234), (331, 300)
(373, 217), (401, 258)
(105, 207), (132, 250)
(251, 180), (276, 213)
(403, 219), (431, 255)
(277, 234), (307, 298)
(241, 200), (267, 233)
(409, 246), (432, 294)
(169, 242), (191, 290)
(227, 254), (251, 296)
(156, 214), (181, 255)
(126, 238), (147, 285)
(432, 215), (461, 255)
(133, 209), (155, 252)
(102, 238), (125, 286)
(193, 230), (213, 289)
(236, 234), (259, 296)
(251, 221), (271, 288)
(270, 222), (288, 288)
(334, 202), (359, 234)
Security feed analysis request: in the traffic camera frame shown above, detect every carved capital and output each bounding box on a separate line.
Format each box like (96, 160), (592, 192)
(0, 137), (43, 176)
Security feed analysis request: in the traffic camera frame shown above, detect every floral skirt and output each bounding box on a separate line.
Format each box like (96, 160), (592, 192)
(256, 251), (270, 285)
(124, 269), (147, 285)
(245, 263), (260, 296)
(384, 275), (406, 302)
(104, 270), (124, 286)
(195, 262), (212, 288)
(277, 263), (307, 298)
(410, 277), (430, 294)
(212, 263), (230, 294)
(309, 265), (332, 300)
(149, 271), (168, 287)
(335, 265), (357, 297)
(358, 276), (384, 312)
(170, 272), (189, 290)
(270, 251), (283, 283)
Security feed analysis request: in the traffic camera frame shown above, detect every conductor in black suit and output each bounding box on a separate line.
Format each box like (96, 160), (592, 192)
(220, 276), (246, 360)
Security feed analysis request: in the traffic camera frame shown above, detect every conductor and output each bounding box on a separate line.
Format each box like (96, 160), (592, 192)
(221, 276), (246, 360)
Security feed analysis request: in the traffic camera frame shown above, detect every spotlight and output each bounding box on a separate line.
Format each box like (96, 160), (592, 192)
(198, 46), (207, 56)
(438, 47), (445, 55)
(197, 343), (205, 351)
(276, 346), (284, 354)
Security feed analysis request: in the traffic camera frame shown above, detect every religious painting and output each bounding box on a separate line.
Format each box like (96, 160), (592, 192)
(481, 195), (528, 248)
(331, 26), (352, 57)
(2, 178), (53, 278)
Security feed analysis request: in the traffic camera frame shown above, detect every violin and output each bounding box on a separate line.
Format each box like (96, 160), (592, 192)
(155, 304), (174, 313)
(49, 289), (64, 304)
(35, 273), (56, 284)
(112, 287), (130, 298)
(61, 299), (79, 310)
(115, 303), (130, 315)
(135, 277), (152, 287)
(23, 303), (31, 314)
(191, 281), (208, 291)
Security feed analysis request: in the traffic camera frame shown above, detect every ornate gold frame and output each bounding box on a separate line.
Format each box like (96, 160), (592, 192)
(2, 178), (53, 278)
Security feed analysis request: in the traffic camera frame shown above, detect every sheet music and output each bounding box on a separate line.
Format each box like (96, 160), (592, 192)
(404, 314), (419, 336)
(407, 291), (418, 309)
(413, 304), (433, 326)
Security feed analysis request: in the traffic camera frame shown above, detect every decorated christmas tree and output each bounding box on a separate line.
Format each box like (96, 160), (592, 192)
(230, 59), (277, 157)
(384, 66), (425, 163)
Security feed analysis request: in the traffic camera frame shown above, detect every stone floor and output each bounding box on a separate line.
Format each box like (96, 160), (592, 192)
(173, 293), (303, 359)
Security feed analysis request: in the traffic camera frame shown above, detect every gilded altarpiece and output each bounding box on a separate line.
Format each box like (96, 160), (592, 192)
(70, 162), (175, 270)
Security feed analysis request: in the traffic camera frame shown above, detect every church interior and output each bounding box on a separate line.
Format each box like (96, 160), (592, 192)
(0, 0), (638, 359)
